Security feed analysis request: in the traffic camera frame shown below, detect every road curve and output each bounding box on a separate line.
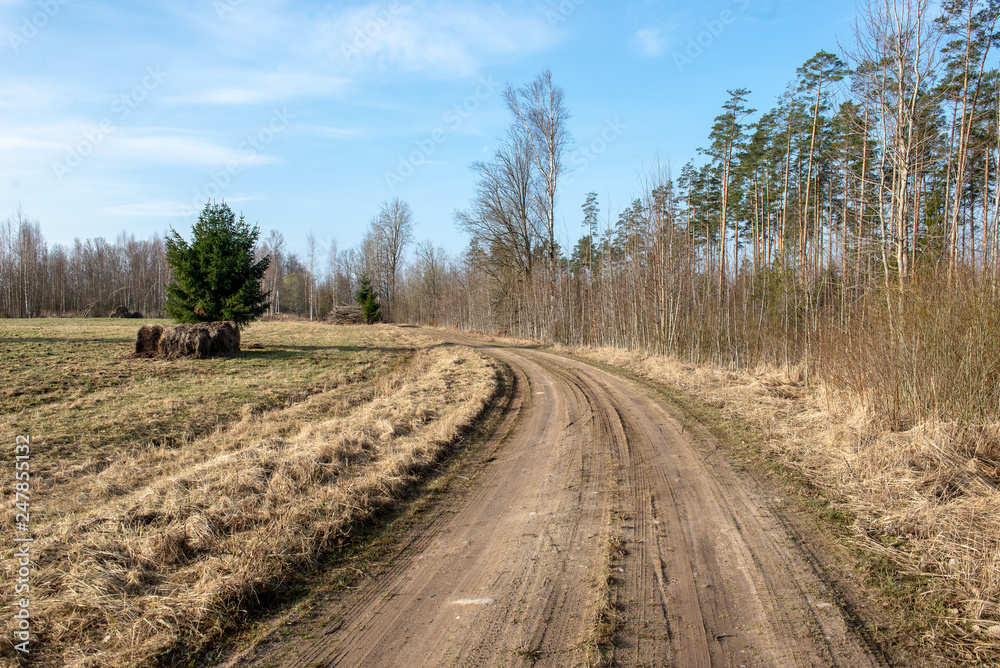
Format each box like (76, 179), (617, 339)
(244, 333), (882, 667)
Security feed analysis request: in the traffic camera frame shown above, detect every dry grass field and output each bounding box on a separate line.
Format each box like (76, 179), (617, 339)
(0, 319), (499, 667)
(558, 343), (1000, 665)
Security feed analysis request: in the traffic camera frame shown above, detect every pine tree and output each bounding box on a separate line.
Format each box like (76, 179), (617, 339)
(703, 88), (755, 289)
(582, 192), (600, 274)
(164, 201), (270, 328)
(354, 274), (381, 324)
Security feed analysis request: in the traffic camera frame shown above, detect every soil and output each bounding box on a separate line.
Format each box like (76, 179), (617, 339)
(221, 331), (884, 667)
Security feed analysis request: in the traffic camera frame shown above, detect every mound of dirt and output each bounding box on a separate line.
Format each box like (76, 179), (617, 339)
(326, 304), (366, 325)
(135, 321), (240, 359)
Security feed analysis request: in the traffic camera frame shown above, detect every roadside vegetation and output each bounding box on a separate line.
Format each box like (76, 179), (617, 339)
(558, 340), (1000, 665)
(0, 319), (499, 667)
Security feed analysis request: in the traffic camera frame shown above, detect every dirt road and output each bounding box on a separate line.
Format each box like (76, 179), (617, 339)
(234, 334), (882, 667)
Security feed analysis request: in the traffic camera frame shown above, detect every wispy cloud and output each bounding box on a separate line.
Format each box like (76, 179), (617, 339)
(163, 70), (349, 106)
(168, 1), (295, 47)
(104, 131), (281, 166)
(308, 1), (557, 78)
(631, 27), (667, 58)
(300, 124), (361, 139)
(0, 135), (62, 151)
(11, 120), (282, 168)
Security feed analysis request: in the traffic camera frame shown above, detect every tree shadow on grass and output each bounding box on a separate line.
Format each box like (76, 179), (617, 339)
(0, 336), (133, 345)
(237, 342), (442, 361)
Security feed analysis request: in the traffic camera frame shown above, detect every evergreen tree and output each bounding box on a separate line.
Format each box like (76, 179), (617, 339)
(164, 201), (270, 328)
(354, 274), (381, 324)
(581, 191), (600, 273)
(702, 88), (755, 287)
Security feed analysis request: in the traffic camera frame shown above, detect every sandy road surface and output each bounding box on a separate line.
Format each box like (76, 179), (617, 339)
(237, 333), (882, 667)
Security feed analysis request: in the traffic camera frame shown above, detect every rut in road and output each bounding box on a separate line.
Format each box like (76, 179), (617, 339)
(237, 336), (882, 667)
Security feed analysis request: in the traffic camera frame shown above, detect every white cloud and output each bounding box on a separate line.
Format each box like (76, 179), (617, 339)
(631, 27), (666, 58)
(164, 71), (349, 106)
(300, 124), (360, 139)
(309, 1), (557, 78)
(168, 1), (294, 47)
(104, 131), (281, 166)
(0, 135), (62, 151)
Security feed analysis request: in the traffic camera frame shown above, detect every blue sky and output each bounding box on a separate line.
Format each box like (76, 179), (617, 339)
(1, 0), (858, 260)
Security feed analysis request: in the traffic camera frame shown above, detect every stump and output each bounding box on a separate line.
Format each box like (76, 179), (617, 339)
(134, 322), (240, 359)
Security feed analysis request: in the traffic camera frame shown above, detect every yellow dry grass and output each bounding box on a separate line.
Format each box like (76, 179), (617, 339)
(0, 320), (499, 667)
(556, 343), (1000, 660)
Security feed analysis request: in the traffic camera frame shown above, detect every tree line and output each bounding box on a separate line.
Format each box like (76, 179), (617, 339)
(397, 0), (1000, 426)
(4, 0), (998, 425)
(0, 207), (170, 319)
(0, 196), (417, 323)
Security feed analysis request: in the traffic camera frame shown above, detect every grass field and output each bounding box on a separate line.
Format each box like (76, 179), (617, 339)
(0, 319), (499, 667)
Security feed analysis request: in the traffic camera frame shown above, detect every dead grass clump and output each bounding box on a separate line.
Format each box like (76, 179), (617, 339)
(4, 328), (498, 667)
(135, 321), (240, 359)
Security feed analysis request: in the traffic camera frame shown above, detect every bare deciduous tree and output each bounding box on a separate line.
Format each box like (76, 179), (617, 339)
(504, 68), (571, 276)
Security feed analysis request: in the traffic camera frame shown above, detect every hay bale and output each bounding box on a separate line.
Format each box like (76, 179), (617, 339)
(325, 304), (366, 325)
(135, 324), (164, 357)
(158, 324), (212, 359)
(109, 305), (131, 318)
(134, 321), (240, 359)
(204, 321), (240, 356)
